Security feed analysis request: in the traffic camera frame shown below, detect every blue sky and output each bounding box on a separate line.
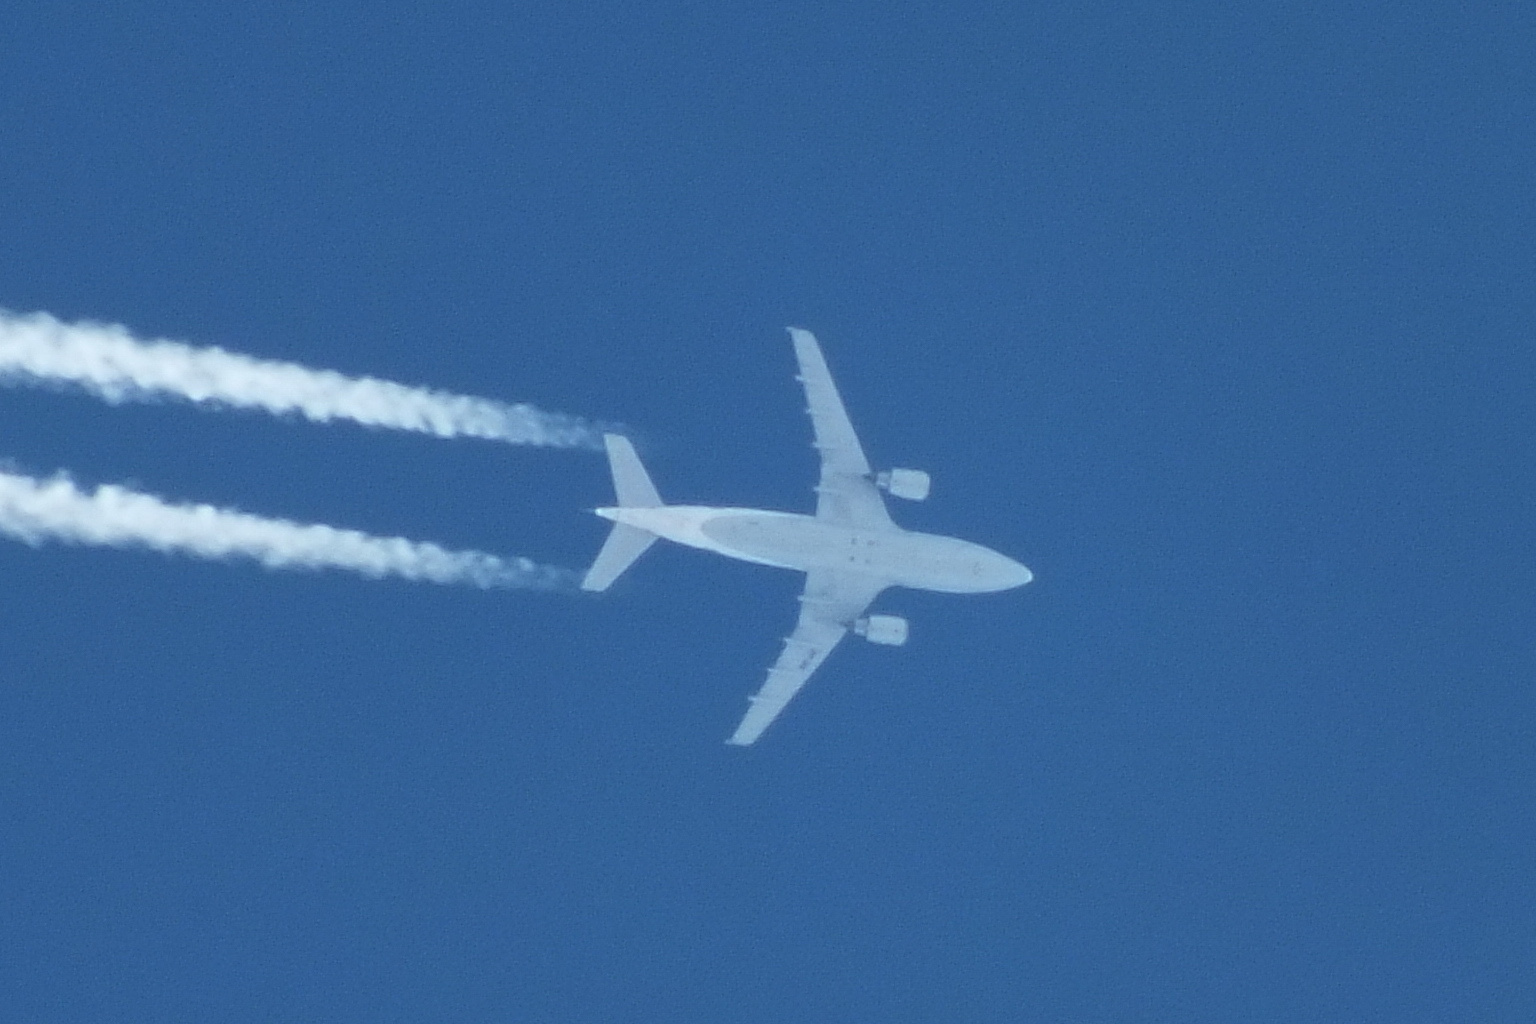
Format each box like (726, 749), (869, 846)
(2, 3), (1533, 1021)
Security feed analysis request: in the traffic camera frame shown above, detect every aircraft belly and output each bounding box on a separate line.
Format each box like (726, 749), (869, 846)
(699, 511), (834, 572)
(699, 511), (932, 584)
(682, 510), (1003, 593)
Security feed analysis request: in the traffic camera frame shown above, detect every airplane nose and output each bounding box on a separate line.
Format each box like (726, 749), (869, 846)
(1006, 558), (1033, 588)
(974, 551), (1032, 591)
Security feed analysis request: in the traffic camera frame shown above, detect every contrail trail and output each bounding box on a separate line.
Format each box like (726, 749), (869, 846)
(0, 310), (601, 449)
(0, 469), (574, 590)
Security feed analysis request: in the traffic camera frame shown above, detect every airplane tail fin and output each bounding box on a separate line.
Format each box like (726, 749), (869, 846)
(581, 434), (661, 592)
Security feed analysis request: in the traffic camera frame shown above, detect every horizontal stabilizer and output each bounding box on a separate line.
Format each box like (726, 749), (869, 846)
(581, 522), (657, 592)
(604, 434), (661, 508)
(582, 433), (662, 592)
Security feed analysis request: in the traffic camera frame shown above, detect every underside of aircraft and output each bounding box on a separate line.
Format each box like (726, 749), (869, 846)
(583, 328), (1031, 745)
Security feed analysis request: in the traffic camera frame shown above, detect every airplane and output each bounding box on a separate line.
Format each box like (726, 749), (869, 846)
(581, 328), (1033, 745)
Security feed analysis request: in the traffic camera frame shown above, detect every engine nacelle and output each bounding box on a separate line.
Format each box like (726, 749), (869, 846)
(853, 614), (909, 647)
(875, 468), (930, 502)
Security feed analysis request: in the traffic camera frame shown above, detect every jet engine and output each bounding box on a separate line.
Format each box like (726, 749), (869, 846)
(853, 614), (909, 646)
(875, 468), (930, 501)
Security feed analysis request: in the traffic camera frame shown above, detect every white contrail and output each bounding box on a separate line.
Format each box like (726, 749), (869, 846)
(0, 469), (574, 590)
(0, 310), (601, 449)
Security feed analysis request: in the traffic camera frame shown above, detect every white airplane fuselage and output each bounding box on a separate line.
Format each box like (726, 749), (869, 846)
(596, 505), (1032, 595)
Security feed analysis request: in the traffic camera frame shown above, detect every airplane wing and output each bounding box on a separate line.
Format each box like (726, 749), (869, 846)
(726, 568), (887, 746)
(789, 328), (894, 530)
